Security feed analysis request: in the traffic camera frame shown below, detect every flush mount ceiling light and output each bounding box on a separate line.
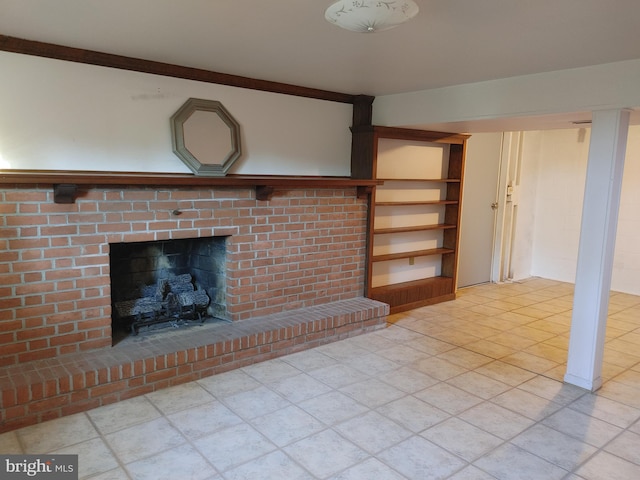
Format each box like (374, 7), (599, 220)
(325, 0), (419, 33)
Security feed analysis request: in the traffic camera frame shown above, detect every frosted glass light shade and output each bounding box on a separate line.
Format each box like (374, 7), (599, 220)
(325, 0), (419, 33)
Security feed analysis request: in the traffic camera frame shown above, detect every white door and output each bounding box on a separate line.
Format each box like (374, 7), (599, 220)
(491, 132), (524, 283)
(457, 132), (503, 288)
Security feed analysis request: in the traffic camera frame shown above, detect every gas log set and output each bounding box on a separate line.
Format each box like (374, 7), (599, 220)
(114, 273), (210, 334)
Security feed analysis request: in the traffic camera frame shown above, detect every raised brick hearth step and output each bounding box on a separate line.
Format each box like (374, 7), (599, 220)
(0, 297), (388, 433)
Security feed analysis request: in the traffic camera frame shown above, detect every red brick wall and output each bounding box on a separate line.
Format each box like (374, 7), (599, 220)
(0, 184), (367, 367)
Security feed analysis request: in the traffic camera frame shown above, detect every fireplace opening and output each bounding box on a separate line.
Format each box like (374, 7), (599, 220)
(109, 236), (228, 344)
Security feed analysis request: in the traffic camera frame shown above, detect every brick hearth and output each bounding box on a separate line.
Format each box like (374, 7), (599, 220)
(0, 297), (387, 433)
(0, 183), (388, 431)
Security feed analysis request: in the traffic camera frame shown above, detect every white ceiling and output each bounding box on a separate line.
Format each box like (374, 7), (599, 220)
(2, 0), (640, 129)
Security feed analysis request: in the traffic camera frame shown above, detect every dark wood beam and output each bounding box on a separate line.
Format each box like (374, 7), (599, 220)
(0, 35), (356, 104)
(352, 95), (375, 128)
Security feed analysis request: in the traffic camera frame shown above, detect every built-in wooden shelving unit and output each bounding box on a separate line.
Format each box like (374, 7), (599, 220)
(351, 125), (469, 313)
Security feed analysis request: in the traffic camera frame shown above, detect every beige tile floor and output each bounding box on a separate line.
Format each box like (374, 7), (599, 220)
(2, 277), (640, 479)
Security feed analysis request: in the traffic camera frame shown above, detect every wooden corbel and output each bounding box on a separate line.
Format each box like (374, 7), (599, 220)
(255, 185), (275, 201)
(53, 184), (78, 204)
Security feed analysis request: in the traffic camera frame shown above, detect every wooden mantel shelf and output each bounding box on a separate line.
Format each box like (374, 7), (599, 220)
(0, 170), (382, 203)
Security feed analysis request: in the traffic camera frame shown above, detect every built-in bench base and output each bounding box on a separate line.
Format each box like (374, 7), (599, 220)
(0, 297), (389, 433)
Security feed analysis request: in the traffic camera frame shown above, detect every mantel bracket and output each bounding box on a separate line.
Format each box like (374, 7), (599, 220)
(255, 185), (275, 201)
(53, 184), (78, 204)
(357, 185), (374, 199)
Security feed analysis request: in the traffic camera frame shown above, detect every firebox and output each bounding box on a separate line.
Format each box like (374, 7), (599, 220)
(109, 236), (228, 343)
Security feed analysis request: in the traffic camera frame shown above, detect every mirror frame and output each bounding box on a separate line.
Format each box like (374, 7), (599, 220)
(170, 98), (242, 176)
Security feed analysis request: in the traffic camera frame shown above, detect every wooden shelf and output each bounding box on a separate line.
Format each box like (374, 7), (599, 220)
(379, 178), (461, 183)
(351, 125), (468, 312)
(376, 200), (458, 206)
(372, 248), (454, 263)
(373, 224), (457, 235)
(351, 125), (470, 145)
(0, 169), (381, 203)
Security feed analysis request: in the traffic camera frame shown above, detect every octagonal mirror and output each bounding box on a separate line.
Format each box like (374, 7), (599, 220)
(170, 98), (242, 176)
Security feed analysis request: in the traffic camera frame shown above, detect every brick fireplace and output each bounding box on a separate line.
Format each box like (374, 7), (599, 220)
(0, 181), (388, 432)
(109, 235), (229, 340)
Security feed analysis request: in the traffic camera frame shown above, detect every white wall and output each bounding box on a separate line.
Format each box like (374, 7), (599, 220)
(611, 124), (640, 293)
(0, 52), (353, 175)
(510, 131), (542, 281)
(529, 129), (590, 282)
(373, 59), (640, 128)
(527, 126), (640, 295)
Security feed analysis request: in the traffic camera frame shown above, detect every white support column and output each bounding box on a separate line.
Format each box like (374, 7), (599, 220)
(564, 109), (630, 391)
